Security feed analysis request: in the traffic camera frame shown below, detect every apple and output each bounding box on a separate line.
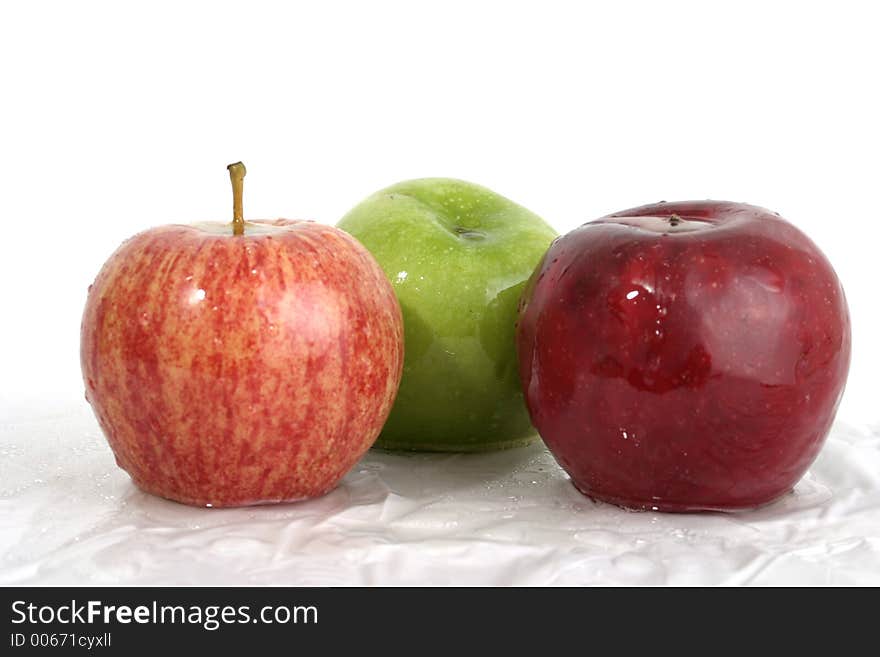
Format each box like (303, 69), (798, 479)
(338, 178), (557, 451)
(517, 201), (851, 512)
(81, 163), (404, 507)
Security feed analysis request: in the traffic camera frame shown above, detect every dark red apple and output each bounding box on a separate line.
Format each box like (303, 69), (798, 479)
(81, 164), (404, 507)
(517, 201), (851, 512)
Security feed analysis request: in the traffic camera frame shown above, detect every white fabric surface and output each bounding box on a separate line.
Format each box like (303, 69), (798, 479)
(2, 405), (878, 586)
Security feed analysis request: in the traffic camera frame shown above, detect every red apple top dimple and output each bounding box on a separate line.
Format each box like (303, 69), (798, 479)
(185, 218), (314, 237)
(600, 200), (784, 236)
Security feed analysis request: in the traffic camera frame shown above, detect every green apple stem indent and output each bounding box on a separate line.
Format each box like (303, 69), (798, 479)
(227, 161), (247, 236)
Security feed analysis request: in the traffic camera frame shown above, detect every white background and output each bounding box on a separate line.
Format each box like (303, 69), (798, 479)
(1, 1), (878, 585)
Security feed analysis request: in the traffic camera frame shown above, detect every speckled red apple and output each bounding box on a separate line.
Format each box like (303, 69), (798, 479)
(517, 201), (851, 512)
(81, 164), (404, 507)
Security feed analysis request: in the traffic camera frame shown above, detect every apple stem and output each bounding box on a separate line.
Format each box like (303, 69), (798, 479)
(669, 214), (682, 227)
(227, 162), (247, 236)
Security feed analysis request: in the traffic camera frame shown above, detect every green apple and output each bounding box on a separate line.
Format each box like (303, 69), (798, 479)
(337, 178), (557, 451)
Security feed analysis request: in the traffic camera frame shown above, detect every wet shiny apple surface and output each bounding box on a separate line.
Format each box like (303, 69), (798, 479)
(517, 201), (851, 512)
(338, 178), (557, 451)
(81, 219), (404, 507)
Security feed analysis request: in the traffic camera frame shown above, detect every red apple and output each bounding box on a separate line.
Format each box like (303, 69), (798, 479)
(517, 201), (851, 512)
(81, 164), (404, 507)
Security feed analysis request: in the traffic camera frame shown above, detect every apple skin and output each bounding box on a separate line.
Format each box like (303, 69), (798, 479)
(517, 201), (851, 512)
(338, 178), (557, 451)
(81, 219), (404, 507)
